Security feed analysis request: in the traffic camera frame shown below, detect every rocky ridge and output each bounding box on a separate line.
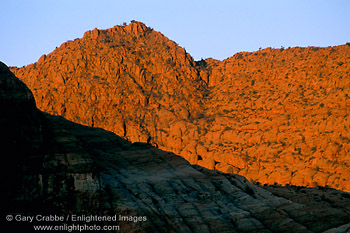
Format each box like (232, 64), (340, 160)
(2, 61), (350, 232)
(10, 21), (350, 191)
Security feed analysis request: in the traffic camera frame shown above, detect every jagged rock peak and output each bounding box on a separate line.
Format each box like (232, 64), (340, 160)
(83, 20), (151, 39)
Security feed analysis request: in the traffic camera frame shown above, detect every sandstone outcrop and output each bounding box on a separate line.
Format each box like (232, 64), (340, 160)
(10, 21), (350, 192)
(3, 62), (350, 232)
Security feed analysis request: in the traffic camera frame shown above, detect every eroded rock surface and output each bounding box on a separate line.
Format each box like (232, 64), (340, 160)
(2, 62), (350, 232)
(10, 21), (350, 192)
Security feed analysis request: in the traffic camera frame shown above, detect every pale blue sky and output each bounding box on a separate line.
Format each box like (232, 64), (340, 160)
(1, 0), (349, 67)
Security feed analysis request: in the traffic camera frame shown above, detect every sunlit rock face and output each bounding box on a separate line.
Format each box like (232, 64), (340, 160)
(2, 61), (350, 232)
(11, 21), (350, 192)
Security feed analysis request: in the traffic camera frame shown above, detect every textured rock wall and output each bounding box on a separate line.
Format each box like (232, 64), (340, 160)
(2, 62), (350, 232)
(10, 22), (350, 191)
(1, 62), (101, 216)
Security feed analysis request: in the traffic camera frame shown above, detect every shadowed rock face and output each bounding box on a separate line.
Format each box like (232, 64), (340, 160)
(1, 62), (44, 207)
(0, 62), (42, 155)
(10, 22), (350, 192)
(2, 62), (350, 232)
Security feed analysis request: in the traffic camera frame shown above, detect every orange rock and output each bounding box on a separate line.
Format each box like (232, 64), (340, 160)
(10, 22), (350, 192)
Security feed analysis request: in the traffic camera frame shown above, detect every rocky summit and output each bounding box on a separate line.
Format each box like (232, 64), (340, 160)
(2, 61), (350, 232)
(11, 21), (350, 192)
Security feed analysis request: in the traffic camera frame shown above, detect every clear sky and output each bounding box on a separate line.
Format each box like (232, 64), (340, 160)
(1, 0), (349, 67)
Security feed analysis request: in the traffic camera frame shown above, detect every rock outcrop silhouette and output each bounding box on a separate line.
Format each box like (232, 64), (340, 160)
(11, 21), (350, 192)
(3, 61), (350, 232)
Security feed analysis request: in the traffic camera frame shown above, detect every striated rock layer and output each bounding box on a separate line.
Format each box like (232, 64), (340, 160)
(2, 61), (350, 232)
(10, 21), (350, 191)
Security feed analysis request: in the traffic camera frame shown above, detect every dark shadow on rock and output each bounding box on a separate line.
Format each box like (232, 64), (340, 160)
(2, 61), (350, 232)
(4, 112), (350, 233)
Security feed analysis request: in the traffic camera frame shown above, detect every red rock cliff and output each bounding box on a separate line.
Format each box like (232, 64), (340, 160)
(11, 22), (350, 192)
